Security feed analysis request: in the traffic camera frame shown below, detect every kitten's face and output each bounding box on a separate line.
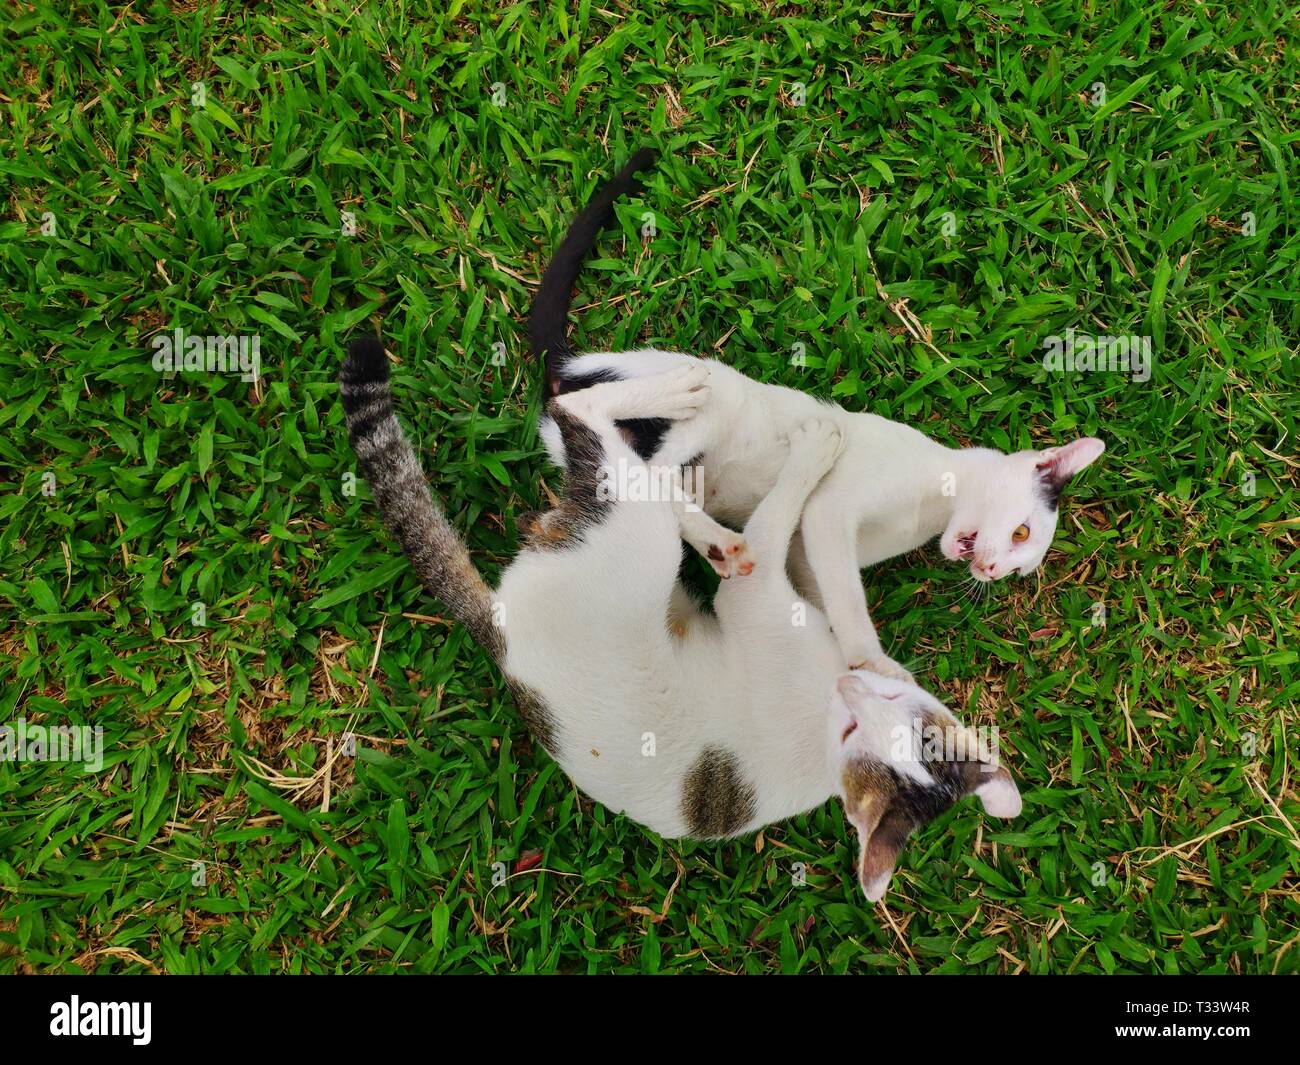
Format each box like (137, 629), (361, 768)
(939, 437), (1104, 582)
(828, 670), (1021, 902)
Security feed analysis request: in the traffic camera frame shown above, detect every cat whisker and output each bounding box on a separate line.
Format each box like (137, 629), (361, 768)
(955, 575), (979, 606)
(952, 574), (989, 619)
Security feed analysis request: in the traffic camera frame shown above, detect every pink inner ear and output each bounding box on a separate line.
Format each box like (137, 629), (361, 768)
(1038, 437), (1105, 482)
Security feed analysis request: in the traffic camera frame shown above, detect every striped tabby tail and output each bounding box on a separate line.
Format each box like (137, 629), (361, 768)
(339, 337), (503, 660)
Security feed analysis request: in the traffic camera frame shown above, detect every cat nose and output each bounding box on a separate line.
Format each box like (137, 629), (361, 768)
(975, 560), (998, 577)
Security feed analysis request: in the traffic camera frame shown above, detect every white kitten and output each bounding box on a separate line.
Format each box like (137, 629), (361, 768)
(531, 151), (1104, 680)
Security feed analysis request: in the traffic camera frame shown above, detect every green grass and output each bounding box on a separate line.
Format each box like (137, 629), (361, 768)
(1, 0), (1297, 974)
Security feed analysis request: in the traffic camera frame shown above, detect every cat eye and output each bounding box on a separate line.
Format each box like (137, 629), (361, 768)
(1012, 524), (1030, 543)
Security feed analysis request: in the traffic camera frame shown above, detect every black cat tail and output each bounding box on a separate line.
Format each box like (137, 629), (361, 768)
(529, 147), (659, 398)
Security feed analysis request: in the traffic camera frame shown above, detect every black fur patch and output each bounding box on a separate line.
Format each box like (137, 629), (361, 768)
(616, 417), (673, 461)
(553, 367), (624, 395)
(682, 746), (758, 838)
(1037, 467), (1063, 510)
(525, 403), (616, 551)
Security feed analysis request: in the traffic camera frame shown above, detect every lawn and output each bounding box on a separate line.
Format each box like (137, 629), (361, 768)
(1, 0), (1296, 974)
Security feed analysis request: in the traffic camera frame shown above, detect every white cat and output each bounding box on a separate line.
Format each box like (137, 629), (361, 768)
(341, 340), (1022, 901)
(531, 150), (1104, 680)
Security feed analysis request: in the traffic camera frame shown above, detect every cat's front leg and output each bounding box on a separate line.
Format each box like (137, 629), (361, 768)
(713, 419), (842, 627)
(801, 491), (913, 682)
(739, 419), (843, 569)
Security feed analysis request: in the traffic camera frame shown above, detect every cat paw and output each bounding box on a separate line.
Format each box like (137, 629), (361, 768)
(787, 419), (844, 479)
(848, 654), (915, 684)
(640, 363), (711, 420)
(704, 531), (754, 579)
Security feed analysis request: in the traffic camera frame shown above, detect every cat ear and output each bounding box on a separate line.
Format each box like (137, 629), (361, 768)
(843, 785), (914, 903)
(1036, 437), (1104, 493)
(858, 808), (915, 902)
(973, 764), (1022, 818)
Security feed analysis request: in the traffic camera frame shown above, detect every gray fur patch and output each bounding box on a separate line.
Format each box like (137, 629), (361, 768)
(682, 746), (758, 838)
(505, 677), (560, 756)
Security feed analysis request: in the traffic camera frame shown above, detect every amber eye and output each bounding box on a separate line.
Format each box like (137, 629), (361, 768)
(1012, 524), (1030, 543)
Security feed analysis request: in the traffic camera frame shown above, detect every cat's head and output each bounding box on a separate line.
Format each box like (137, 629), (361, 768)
(828, 670), (1022, 902)
(939, 437), (1104, 582)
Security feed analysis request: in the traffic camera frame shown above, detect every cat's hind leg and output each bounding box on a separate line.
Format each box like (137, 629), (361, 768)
(578, 367), (757, 579)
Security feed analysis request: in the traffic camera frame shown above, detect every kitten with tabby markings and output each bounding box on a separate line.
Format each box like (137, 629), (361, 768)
(532, 149), (1104, 681)
(340, 339), (1022, 901)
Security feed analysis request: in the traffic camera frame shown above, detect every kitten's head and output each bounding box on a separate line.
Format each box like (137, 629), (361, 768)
(939, 437), (1104, 582)
(828, 670), (1021, 903)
